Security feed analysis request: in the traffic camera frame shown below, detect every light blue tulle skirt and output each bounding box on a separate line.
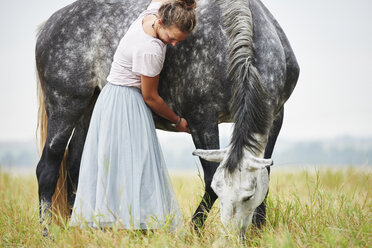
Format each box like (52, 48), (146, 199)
(69, 83), (183, 230)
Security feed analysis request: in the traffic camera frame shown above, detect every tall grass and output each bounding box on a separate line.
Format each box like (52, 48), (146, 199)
(0, 167), (370, 247)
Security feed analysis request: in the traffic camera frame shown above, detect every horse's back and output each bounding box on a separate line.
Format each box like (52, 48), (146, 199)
(35, 0), (298, 121)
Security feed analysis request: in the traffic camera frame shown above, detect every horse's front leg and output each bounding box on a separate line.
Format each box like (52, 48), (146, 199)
(252, 108), (284, 229)
(186, 110), (220, 230)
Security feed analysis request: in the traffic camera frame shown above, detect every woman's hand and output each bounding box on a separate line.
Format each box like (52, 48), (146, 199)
(175, 118), (190, 133)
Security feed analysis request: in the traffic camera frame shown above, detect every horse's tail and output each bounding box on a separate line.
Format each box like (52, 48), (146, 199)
(221, 0), (272, 172)
(36, 21), (69, 221)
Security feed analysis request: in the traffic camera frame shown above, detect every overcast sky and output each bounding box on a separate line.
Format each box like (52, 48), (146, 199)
(0, 0), (371, 143)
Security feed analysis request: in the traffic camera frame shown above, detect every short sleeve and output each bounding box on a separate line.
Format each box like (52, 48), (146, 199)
(132, 47), (165, 77)
(147, 2), (162, 10)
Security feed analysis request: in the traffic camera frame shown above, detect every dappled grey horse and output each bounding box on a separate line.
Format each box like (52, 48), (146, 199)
(35, 0), (299, 231)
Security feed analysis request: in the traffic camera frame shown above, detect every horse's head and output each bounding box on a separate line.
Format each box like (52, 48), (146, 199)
(193, 147), (272, 237)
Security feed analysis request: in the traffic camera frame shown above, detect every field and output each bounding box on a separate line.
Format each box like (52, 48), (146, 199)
(0, 166), (371, 247)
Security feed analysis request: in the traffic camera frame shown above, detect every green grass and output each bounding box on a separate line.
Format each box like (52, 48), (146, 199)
(0, 167), (371, 247)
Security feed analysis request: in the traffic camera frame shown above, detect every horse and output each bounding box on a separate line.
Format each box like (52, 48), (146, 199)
(35, 0), (299, 235)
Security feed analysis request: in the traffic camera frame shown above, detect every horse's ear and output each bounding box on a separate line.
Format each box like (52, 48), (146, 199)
(246, 156), (273, 170)
(256, 157), (273, 168)
(192, 148), (228, 163)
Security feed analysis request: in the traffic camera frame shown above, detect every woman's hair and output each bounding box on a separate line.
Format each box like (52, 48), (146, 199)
(158, 0), (197, 33)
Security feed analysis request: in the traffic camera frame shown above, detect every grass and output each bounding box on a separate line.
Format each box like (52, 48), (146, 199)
(0, 166), (371, 247)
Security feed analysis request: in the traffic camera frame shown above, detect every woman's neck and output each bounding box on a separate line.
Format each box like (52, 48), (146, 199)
(142, 14), (158, 39)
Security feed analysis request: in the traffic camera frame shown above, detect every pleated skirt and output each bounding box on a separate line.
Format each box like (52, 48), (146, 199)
(69, 83), (183, 230)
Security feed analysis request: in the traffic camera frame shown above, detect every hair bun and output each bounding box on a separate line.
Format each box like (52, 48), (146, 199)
(177, 0), (197, 10)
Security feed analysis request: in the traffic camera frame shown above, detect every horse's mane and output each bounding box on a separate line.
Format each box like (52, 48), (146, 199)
(35, 21), (46, 38)
(220, 0), (272, 172)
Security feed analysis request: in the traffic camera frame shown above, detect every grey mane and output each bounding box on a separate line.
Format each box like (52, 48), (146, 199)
(220, 0), (272, 172)
(35, 21), (46, 38)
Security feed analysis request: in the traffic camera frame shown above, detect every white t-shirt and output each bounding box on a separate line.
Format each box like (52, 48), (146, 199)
(107, 2), (166, 88)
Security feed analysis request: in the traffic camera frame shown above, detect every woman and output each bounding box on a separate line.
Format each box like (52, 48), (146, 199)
(70, 0), (197, 230)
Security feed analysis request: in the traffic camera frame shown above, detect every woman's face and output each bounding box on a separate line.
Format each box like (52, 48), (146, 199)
(157, 24), (189, 47)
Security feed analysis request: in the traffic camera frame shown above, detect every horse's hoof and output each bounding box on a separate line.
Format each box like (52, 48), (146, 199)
(42, 227), (49, 237)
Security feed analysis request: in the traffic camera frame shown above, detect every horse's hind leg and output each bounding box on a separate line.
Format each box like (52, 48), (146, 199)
(252, 108), (284, 229)
(66, 88), (99, 212)
(36, 93), (93, 229)
(36, 115), (76, 225)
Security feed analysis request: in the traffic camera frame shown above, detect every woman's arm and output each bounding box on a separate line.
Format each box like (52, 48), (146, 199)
(150, 0), (167, 4)
(141, 75), (190, 133)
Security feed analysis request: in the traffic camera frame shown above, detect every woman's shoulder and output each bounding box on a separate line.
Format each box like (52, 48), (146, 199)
(149, 0), (166, 5)
(144, 1), (163, 12)
(148, 1), (164, 5)
(138, 39), (166, 57)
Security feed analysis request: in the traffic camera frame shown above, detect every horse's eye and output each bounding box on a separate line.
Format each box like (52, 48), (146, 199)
(212, 180), (223, 195)
(242, 194), (254, 202)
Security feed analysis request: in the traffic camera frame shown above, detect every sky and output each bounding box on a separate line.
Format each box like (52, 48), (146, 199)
(0, 0), (371, 144)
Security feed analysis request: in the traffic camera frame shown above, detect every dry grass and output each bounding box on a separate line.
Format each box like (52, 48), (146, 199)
(0, 166), (371, 247)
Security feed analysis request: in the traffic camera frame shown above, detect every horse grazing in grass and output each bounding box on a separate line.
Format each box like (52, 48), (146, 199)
(35, 0), (299, 234)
